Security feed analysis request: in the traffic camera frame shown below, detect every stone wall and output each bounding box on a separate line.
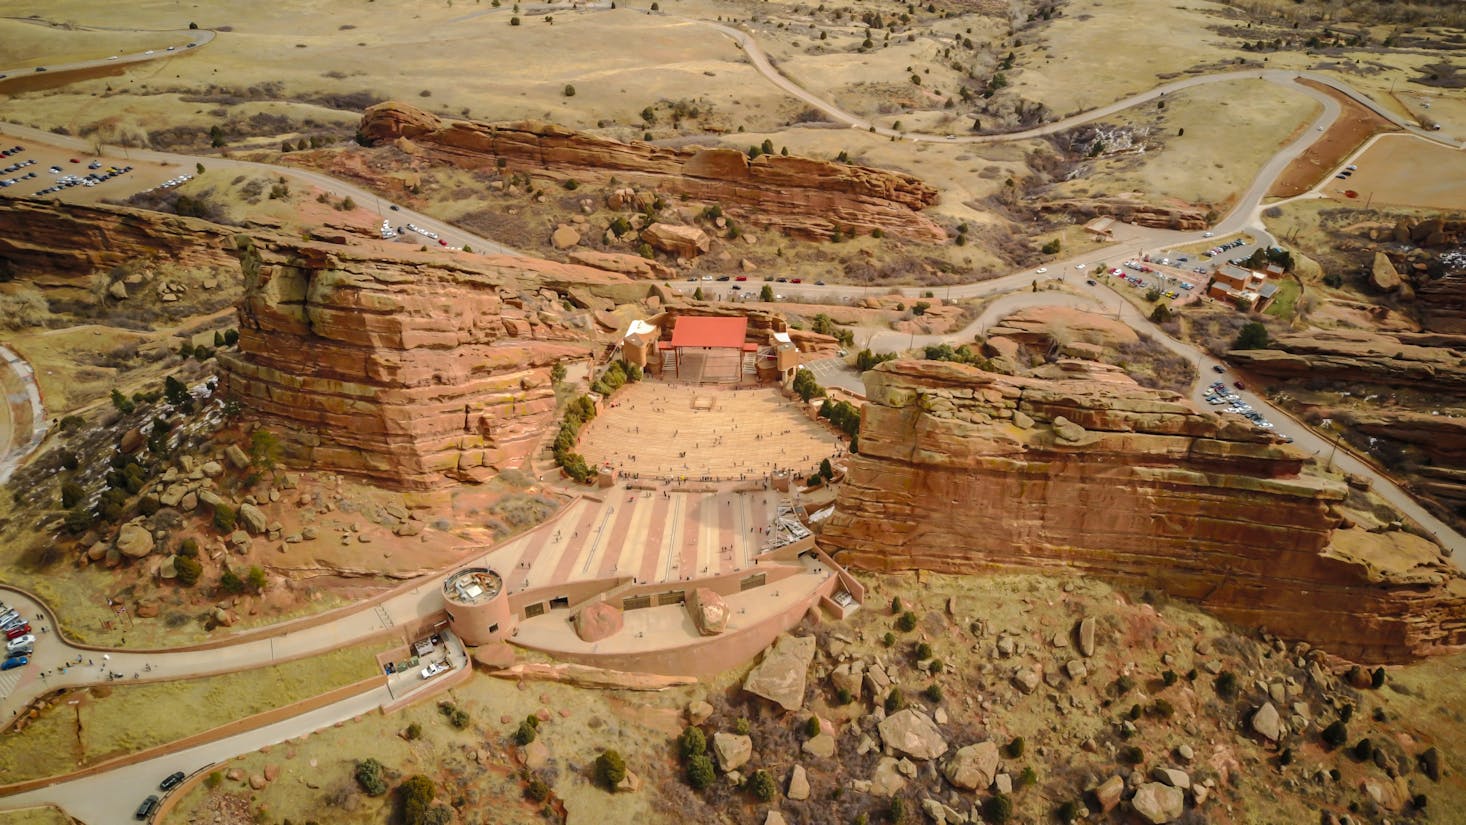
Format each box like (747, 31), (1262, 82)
(819, 359), (1466, 663)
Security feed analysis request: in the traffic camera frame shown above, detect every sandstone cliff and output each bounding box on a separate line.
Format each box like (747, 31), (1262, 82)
(219, 236), (634, 489)
(358, 102), (944, 241)
(1033, 196), (1208, 231)
(0, 199), (239, 284)
(820, 359), (1466, 663)
(1226, 330), (1466, 391)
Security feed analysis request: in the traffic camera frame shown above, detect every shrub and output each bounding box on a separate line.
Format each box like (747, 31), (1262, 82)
(62, 506), (94, 534)
(686, 754), (716, 790)
(895, 611), (917, 632)
(1150, 698), (1175, 719)
(59, 415), (85, 434)
(246, 565), (268, 593)
(515, 720), (537, 745)
(218, 566), (246, 595)
(205, 770), (222, 788)
(595, 750), (627, 788)
(1232, 321), (1270, 350)
(889, 796), (907, 823)
(914, 642), (932, 660)
(983, 793), (1013, 824)
(882, 632), (896, 647)
(1214, 670), (1238, 699)
(60, 481), (85, 509)
(1353, 738), (1374, 761)
(1005, 736), (1025, 758)
(510, 15), (520, 24)
(213, 504), (237, 533)
(928, 659), (944, 674)
(1321, 720), (1348, 750)
(398, 775), (436, 825)
(884, 688), (905, 714)
(923, 683), (943, 703)
(354, 759), (388, 796)
(1055, 800), (1079, 821)
(1371, 667), (1386, 689)
(678, 725), (707, 760)
(1117, 745), (1144, 765)
(1018, 765), (1037, 788)
(177, 538), (199, 557)
(1162, 670), (1178, 686)
(733, 718), (751, 735)
(805, 716), (822, 738)
(525, 777), (551, 801)
(747, 769), (776, 801)
(406, 722), (422, 740)
(110, 389), (135, 414)
(563, 84), (576, 97)
(1041, 239), (1061, 255)
(835, 687), (854, 705)
(1114, 675), (1136, 695)
(174, 555), (203, 587)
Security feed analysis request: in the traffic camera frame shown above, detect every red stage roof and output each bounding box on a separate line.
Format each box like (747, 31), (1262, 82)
(669, 316), (749, 349)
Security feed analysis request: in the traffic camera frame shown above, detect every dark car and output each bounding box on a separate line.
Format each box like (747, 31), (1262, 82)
(1085, 279), (1097, 286)
(135, 795), (160, 820)
(160, 771), (186, 791)
(1212, 365), (1225, 374)
(1233, 381), (1245, 390)
(389, 204), (399, 211)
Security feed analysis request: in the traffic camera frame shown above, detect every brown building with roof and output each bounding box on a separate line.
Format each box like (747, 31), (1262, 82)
(1208, 263), (1278, 312)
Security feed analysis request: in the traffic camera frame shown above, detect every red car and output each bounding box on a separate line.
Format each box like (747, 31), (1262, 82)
(734, 276), (747, 282)
(1233, 381), (1245, 390)
(4, 624), (30, 640)
(438, 239), (448, 246)
(790, 278), (802, 283)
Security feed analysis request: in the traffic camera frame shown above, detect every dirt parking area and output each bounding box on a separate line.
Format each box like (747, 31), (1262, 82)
(1319, 133), (1466, 211)
(1267, 79), (1397, 198)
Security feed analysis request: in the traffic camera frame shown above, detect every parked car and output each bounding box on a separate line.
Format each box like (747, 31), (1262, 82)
(1212, 365), (1225, 374)
(160, 771), (186, 791)
(6, 634), (36, 654)
(1, 656), (27, 671)
(5, 623), (31, 640)
(135, 795), (160, 820)
(1234, 381), (1246, 390)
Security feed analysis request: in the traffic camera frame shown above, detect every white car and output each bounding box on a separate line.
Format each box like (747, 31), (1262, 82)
(420, 662), (448, 680)
(6, 634), (35, 654)
(1074, 264), (1086, 270)
(1202, 231), (1214, 238)
(1035, 267), (1048, 274)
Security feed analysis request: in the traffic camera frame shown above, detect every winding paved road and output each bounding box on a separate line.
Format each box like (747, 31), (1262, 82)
(0, 17), (1462, 823)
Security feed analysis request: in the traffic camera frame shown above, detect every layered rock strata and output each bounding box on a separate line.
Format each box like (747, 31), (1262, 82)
(1226, 330), (1466, 391)
(358, 102), (944, 241)
(218, 236), (632, 488)
(0, 199), (239, 283)
(820, 359), (1466, 662)
(1033, 196), (1208, 231)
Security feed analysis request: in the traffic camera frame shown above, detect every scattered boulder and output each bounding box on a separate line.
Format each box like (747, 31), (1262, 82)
(743, 634), (817, 711)
(802, 732), (836, 758)
(787, 764), (810, 801)
(763, 812), (787, 825)
(1132, 782), (1185, 824)
(643, 223), (711, 258)
(115, 523), (155, 558)
(119, 428), (145, 454)
(614, 769), (642, 794)
(238, 503), (268, 535)
(687, 700), (715, 725)
(551, 224), (582, 250)
(688, 588), (729, 635)
(869, 756), (908, 796)
(1011, 668), (1040, 694)
(1094, 775), (1125, 813)
(1370, 252), (1401, 293)
(200, 460), (224, 478)
(1151, 767), (1191, 789)
(1077, 616), (1096, 657)
(942, 741), (999, 790)
(713, 732), (752, 772)
(877, 709), (948, 760)
(574, 601), (624, 642)
(1252, 701), (1284, 742)
(225, 444), (251, 470)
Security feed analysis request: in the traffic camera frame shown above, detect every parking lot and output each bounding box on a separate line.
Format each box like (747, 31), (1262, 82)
(0, 138), (189, 205)
(382, 628), (467, 701)
(803, 356), (865, 396)
(1202, 376), (1285, 437)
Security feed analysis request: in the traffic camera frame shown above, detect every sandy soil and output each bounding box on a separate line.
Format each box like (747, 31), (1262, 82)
(1267, 79), (1397, 199)
(0, 807), (77, 825)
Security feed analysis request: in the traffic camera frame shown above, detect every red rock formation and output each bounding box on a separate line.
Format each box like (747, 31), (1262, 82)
(0, 199), (239, 283)
(1034, 196), (1208, 231)
(820, 359), (1466, 663)
(357, 102), (944, 241)
(218, 235), (635, 489)
(1226, 330), (1466, 391)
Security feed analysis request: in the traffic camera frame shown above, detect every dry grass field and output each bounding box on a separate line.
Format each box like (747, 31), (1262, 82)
(1319, 133), (1466, 211)
(0, 639), (385, 784)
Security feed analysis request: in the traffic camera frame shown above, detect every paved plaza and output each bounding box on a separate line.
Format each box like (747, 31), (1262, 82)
(577, 383), (838, 483)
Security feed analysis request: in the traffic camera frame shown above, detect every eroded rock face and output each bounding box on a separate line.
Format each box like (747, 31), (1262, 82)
(821, 359), (1466, 663)
(1034, 196), (1208, 231)
(1226, 330), (1466, 392)
(358, 102), (944, 241)
(219, 235), (631, 489)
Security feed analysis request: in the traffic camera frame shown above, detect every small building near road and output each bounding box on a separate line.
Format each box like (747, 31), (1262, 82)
(1208, 264), (1278, 312)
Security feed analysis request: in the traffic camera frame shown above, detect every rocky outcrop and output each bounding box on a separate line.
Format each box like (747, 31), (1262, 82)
(568, 249), (674, 280)
(1226, 330), (1466, 391)
(1033, 196), (1208, 231)
(1416, 271), (1466, 334)
(1370, 252), (1402, 292)
(0, 199), (240, 284)
(218, 235), (634, 489)
(742, 633), (816, 710)
(642, 223), (710, 258)
(358, 102), (944, 241)
(820, 359), (1466, 662)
